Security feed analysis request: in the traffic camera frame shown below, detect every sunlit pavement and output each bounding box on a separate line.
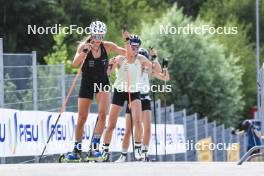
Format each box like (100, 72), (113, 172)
(1, 162), (264, 176)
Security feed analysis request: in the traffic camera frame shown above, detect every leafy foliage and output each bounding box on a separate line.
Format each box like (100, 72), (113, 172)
(140, 6), (244, 125)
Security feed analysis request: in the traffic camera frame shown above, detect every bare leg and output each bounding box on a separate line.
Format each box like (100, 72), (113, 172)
(122, 113), (132, 151)
(75, 98), (92, 141)
(88, 92), (110, 151)
(142, 110), (151, 147)
(131, 99), (142, 143)
(103, 104), (122, 145)
(94, 92), (110, 135)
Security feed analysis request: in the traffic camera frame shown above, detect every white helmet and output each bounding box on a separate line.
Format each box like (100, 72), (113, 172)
(89, 21), (107, 35)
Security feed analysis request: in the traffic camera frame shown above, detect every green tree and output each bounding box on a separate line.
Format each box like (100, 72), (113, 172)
(200, 0), (264, 60)
(0, 0), (68, 63)
(164, 0), (207, 17)
(44, 32), (75, 73)
(36, 65), (62, 112)
(60, 0), (170, 61)
(200, 0), (260, 118)
(3, 74), (22, 109)
(140, 5), (244, 126)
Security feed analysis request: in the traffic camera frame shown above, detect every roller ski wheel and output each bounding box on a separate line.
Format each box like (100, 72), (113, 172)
(58, 154), (65, 163)
(99, 151), (110, 162)
(86, 150), (110, 162)
(85, 151), (100, 162)
(142, 156), (154, 162)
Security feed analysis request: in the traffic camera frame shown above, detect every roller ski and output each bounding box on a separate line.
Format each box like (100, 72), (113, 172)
(142, 153), (155, 162)
(115, 153), (127, 163)
(84, 150), (110, 162)
(115, 148), (144, 162)
(59, 149), (82, 163)
(96, 150), (110, 162)
(114, 145), (144, 162)
(85, 150), (105, 162)
(58, 150), (109, 163)
(135, 153), (155, 162)
(141, 148), (155, 162)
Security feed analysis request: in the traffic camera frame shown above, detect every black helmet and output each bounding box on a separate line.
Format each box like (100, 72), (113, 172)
(241, 120), (252, 131)
(129, 34), (141, 46)
(138, 48), (149, 59)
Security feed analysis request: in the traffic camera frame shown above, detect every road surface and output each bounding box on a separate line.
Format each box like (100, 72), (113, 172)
(1, 162), (264, 176)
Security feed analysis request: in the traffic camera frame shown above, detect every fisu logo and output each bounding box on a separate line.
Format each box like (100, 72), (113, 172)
(47, 115), (66, 141)
(19, 124), (38, 142)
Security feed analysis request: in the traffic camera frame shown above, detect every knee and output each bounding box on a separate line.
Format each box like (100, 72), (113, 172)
(77, 113), (87, 125)
(133, 116), (142, 126)
(78, 111), (87, 119)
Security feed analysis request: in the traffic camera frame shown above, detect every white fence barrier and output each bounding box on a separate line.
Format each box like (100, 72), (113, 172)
(0, 108), (185, 157)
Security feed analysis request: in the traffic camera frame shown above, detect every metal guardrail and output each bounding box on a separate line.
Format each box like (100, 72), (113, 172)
(237, 146), (264, 165)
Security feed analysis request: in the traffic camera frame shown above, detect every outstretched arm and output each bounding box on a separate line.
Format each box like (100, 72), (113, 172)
(154, 68), (170, 81)
(140, 55), (162, 73)
(104, 41), (126, 55)
(149, 48), (170, 81)
(103, 30), (130, 56)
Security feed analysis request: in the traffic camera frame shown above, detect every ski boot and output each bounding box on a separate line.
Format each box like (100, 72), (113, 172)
(100, 150), (110, 162)
(135, 148), (144, 161)
(85, 150), (103, 162)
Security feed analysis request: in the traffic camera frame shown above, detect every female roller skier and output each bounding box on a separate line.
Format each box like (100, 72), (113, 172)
(115, 47), (170, 162)
(65, 21), (128, 162)
(101, 34), (166, 161)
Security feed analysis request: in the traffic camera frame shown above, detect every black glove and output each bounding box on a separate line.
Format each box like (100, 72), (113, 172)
(162, 58), (168, 69)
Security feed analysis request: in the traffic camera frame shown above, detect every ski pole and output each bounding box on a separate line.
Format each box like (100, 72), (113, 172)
(150, 47), (158, 161)
(126, 58), (136, 161)
(39, 43), (91, 162)
(39, 63), (83, 162)
(123, 25), (136, 160)
(162, 58), (168, 161)
(88, 116), (99, 154)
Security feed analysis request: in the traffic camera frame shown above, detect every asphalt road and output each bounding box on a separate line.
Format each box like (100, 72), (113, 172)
(1, 162), (264, 176)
